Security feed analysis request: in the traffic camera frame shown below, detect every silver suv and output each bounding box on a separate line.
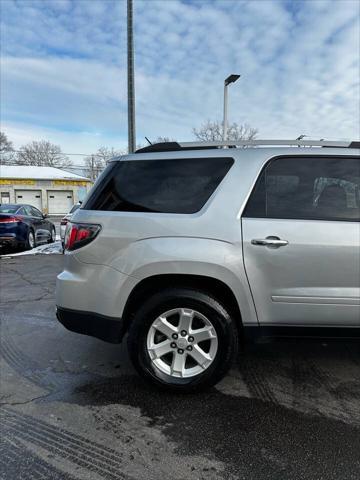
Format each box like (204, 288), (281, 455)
(56, 139), (360, 391)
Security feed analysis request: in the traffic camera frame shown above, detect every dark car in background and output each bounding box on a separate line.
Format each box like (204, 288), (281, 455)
(0, 204), (56, 251)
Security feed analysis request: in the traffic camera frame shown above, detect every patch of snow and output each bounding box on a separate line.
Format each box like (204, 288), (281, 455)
(1, 241), (63, 257)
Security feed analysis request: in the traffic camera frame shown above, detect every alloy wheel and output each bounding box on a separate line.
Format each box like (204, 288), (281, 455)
(28, 231), (35, 249)
(146, 308), (218, 378)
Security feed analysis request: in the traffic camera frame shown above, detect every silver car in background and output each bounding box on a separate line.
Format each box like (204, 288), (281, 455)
(56, 139), (360, 392)
(60, 203), (80, 247)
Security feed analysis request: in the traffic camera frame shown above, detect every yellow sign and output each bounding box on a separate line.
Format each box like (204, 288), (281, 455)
(0, 179), (36, 185)
(52, 180), (90, 186)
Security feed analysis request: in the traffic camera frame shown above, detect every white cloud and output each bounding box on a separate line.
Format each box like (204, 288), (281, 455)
(2, 121), (127, 158)
(0, 0), (359, 153)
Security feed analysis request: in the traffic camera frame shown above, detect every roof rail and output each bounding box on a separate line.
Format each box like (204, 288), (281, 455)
(135, 139), (359, 153)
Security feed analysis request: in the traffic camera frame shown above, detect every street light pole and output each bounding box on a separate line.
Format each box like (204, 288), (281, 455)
(127, 0), (136, 153)
(223, 82), (229, 143)
(222, 74), (240, 142)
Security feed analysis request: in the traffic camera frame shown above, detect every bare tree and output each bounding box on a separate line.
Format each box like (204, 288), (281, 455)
(154, 136), (175, 143)
(84, 146), (124, 181)
(193, 121), (258, 142)
(0, 131), (14, 153)
(136, 136), (176, 151)
(94, 146), (124, 163)
(84, 155), (106, 182)
(16, 140), (72, 168)
(0, 131), (15, 163)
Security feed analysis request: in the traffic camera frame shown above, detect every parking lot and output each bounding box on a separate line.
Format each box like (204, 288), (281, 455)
(1, 255), (359, 480)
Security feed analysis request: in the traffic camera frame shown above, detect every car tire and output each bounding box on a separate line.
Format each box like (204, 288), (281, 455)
(48, 226), (56, 243)
(127, 288), (238, 392)
(25, 229), (36, 250)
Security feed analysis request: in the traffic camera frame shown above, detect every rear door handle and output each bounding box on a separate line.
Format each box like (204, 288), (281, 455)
(251, 236), (288, 248)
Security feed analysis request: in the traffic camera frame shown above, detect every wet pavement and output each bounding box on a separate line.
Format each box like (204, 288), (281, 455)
(0, 255), (359, 480)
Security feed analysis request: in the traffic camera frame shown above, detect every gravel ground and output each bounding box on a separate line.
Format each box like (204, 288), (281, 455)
(0, 255), (359, 480)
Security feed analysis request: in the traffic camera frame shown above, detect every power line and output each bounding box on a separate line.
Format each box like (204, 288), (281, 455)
(63, 164), (104, 169)
(0, 150), (124, 170)
(2, 150), (117, 156)
(0, 162), (105, 170)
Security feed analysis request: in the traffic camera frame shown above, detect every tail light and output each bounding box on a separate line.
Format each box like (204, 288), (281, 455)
(0, 216), (21, 223)
(64, 223), (101, 251)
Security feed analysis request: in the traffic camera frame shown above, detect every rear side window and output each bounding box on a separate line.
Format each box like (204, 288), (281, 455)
(29, 206), (42, 217)
(243, 156), (360, 222)
(84, 157), (234, 214)
(23, 206), (34, 216)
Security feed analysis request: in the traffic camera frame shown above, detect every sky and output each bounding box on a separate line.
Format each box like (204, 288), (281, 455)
(0, 0), (359, 158)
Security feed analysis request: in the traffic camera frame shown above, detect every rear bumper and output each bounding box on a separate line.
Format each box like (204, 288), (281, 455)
(56, 306), (124, 343)
(56, 254), (138, 319)
(0, 234), (20, 247)
(0, 222), (28, 245)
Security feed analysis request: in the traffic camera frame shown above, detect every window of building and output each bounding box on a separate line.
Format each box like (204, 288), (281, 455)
(0, 192), (10, 204)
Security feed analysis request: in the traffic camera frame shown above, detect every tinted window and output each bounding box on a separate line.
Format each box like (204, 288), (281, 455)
(244, 156), (360, 222)
(23, 206), (33, 216)
(17, 207), (26, 215)
(0, 205), (19, 213)
(29, 206), (43, 217)
(84, 157), (234, 214)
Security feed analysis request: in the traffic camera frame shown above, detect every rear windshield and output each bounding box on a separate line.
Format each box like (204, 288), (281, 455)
(0, 205), (19, 213)
(83, 157), (233, 214)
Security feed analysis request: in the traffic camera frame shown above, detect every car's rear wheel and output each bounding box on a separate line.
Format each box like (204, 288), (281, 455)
(48, 226), (56, 243)
(127, 288), (238, 392)
(25, 229), (35, 250)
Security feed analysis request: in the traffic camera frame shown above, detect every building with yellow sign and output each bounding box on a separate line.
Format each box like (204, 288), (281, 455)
(0, 165), (93, 214)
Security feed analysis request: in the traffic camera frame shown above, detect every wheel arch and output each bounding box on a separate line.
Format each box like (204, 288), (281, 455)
(122, 273), (243, 339)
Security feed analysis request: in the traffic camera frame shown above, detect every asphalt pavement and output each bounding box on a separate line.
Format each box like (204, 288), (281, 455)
(1, 255), (359, 480)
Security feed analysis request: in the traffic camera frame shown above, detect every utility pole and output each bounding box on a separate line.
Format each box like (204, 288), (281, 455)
(127, 0), (136, 153)
(91, 155), (95, 181)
